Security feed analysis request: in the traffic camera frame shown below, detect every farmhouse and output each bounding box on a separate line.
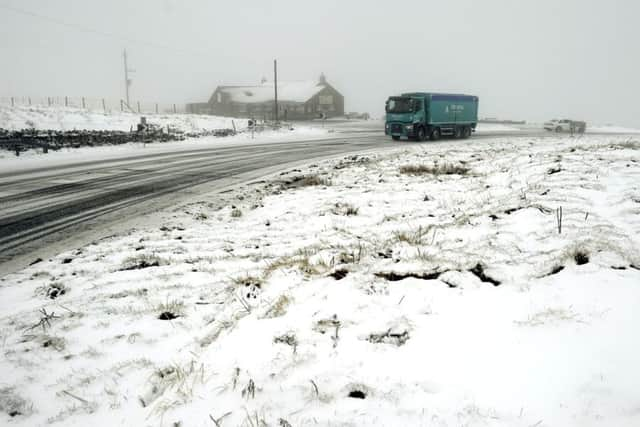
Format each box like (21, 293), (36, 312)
(187, 74), (344, 120)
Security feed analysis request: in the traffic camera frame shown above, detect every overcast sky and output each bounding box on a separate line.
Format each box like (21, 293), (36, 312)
(0, 0), (638, 125)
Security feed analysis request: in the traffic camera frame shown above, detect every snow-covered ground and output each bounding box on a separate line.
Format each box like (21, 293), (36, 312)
(0, 105), (250, 133)
(1, 134), (640, 427)
(475, 123), (522, 133)
(588, 125), (640, 134)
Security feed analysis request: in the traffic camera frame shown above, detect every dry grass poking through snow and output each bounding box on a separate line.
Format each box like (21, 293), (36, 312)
(393, 225), (435, 246)
(399, 163), (469, 175)
(0, 387), (32, 418)
(119, 253), (166, 270)
(280, 173), (331, 189)
(331, 202), (359, 216)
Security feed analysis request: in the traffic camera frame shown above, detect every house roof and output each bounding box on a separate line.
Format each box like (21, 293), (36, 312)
(216, 81), (328, 104)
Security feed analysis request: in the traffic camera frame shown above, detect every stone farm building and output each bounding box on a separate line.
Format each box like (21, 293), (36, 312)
(187, 74), (344, 120)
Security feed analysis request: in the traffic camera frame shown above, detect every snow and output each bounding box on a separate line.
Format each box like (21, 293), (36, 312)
(1, 134), (640, 426)
(588, 125), (640, 134)
(218, 81), (326, 104)
(475, 123), (523, 132)
(0, 105), (247, 132)
(0, 105), (335, 170)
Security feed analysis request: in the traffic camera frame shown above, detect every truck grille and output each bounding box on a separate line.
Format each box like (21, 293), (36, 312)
(391, 124), (403, 133)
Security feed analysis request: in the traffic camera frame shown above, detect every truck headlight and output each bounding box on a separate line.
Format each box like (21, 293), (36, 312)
(405, 125), (412, 130)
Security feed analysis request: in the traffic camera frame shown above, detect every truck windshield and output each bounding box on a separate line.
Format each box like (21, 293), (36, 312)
(386, 97), (414, 113)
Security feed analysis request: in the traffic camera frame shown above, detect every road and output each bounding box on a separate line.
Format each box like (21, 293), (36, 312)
(0, 127), (607, 275)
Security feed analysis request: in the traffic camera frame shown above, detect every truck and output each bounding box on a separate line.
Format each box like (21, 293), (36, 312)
(385, 92), (479, 141)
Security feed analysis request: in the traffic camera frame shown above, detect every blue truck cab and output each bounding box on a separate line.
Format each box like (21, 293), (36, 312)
(385, 92), (479, 141)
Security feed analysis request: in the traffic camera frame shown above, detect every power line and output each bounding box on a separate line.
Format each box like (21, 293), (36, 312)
(0, 2), (214, 58)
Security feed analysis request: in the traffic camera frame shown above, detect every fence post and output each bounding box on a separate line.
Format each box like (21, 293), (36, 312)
(137, 101), (141, 113)
(65, 96), (68, 107)
(173, 104), (177, 114)
(28, 97), (32, 106)
(82, 97), (86, 109)
(11, 97), (14, 107)
(102, 98), (106, 112)
(155, 103), (158, 114)
(48, 97), (51, 106)
(120, 100), (124, 112)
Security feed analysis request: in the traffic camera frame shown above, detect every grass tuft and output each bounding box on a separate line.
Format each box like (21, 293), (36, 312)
(280, 174), (331, 189)
(0, 387), (32, 418)
(393, 225), (434, 245)
(331, 202), (359, 216)
(264, 249), (328, 277)
(120, 254), (165, 271)
(262, 295), (291, 318)
(156, 299), (185, 320)
(399, 163), (469, 176)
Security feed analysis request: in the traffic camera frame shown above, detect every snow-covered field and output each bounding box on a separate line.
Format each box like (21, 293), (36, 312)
(0, 106), (334, 167)
(475, 123), (522, 133)
(0, 105), (247, 133)
(588, 125), (640, 134)
(1, 134), (639, 426)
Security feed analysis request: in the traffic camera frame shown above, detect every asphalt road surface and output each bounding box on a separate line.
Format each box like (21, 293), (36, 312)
(0, 127), (608, 275)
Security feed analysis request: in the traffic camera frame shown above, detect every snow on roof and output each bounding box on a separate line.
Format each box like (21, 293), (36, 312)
(218, 81), (326, 104)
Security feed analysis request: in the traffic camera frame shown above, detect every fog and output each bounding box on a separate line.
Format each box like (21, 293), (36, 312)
(1, 0), (638, 126)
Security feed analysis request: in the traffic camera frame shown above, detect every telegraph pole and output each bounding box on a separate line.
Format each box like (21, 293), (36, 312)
(123, 49), (133, 108)
(274, 59), (278, 124)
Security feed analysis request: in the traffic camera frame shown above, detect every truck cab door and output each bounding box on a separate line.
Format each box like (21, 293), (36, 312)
(413, 99), (424, 121)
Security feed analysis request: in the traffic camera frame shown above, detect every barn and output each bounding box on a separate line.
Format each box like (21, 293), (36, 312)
(187, 74), (344, 120)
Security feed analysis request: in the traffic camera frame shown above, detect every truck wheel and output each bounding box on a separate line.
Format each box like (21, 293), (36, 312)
(463, 127), (471, 138)
(454, 127), (462, 139)
(416, 126), (426, 141)
(430, 128), (441, 141)
(392, 135), (400, 141)
(555, 126), (562, 133)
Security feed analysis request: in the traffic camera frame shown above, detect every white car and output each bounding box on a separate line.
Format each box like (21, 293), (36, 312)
(544, 119), (586, 133)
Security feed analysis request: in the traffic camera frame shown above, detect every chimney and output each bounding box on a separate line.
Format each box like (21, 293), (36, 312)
(319, 72), (327, 85)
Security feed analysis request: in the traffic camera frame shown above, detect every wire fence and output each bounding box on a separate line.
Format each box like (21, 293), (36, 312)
(0, 96), (187, 114)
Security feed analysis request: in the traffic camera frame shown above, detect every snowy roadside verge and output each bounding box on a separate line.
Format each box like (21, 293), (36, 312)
(0, 135), (639, 426)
